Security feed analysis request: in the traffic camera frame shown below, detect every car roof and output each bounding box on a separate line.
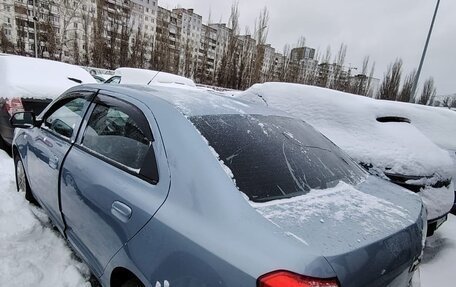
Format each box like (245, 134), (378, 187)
(78, 83), (291, 118)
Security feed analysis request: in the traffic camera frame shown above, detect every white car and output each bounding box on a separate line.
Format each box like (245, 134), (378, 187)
(238, 82), (455, 235)
(104, 67), (196, 88)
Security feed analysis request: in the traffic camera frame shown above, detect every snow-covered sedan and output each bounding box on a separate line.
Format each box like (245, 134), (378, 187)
(11, 84), (425, 287)
(238, 82), (455, 235)
(0, 54), (96, 150)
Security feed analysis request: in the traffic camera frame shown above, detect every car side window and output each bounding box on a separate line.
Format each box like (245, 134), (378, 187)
(82, 97), (152, 171)
(44, 94), (91, 139)
(105, 76), (121, 84)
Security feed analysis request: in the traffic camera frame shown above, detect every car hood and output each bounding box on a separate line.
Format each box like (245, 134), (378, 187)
(252, 176), (424, 287)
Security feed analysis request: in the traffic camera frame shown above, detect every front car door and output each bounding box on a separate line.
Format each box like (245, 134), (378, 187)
(26, 91), (95, 232)
(60, 91), (170, 277)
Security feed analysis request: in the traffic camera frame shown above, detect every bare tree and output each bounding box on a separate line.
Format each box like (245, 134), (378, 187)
(236, 30), (256, 89)
(316, 46), (332, 88)
(378, 59), (402, 101)
(366, 61), (376, 97)
(216, 2), (241, 88)
(92, 0), (107, 67)
(194, 26), (210, 84)
(418, 77), (436, 105)
(40, 7), (59, 60)
(397, 69), (416, 102)
(129, 28), (147, 68)
(81, 8), (92, 66)
(182, 38), (195, 77)
(14, 5), (28, 56)
(251, 6), (269, 84)
(72, 31), (80, 64)
(57, 0), (83, 61)
(330, 43), (347, 91)
(0, 27), (15, 53)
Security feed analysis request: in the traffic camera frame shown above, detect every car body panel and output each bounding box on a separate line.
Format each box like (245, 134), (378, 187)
(119, 99), (337, 285)
(60, 89), (171, 277)
(13, 84), (425, 287)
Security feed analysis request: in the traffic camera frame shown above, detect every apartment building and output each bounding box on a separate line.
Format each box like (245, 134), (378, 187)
(195, 23), (216, 82)
(0, 0), (158, 65)
(260, 43), (275, 81)
(154, 6), (180, 73)
(290, 46), (315, 62)
(172, 8), (202, 76)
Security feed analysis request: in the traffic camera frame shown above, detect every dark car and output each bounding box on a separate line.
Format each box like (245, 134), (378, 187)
(11, 84), (425, 287)
(0, 54), (96, 150)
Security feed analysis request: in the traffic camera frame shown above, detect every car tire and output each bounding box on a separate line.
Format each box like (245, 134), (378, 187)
(0, 135), (4, 149)
(14, 154), (37, 204)
(0, 135), (12, 156)
(121, 278), (145, 287)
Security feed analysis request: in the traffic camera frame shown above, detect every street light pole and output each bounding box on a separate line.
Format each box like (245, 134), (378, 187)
(411, 0), (441, 102)
(32, 0), (38, 58)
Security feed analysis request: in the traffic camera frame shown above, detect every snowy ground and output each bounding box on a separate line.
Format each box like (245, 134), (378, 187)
(0, 148), (454, 286)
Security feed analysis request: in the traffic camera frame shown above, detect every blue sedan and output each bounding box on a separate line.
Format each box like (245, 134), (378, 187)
(11, 84), (426, 287)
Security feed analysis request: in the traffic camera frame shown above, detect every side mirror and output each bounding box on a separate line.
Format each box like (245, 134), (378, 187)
(10, 112), (37, 129)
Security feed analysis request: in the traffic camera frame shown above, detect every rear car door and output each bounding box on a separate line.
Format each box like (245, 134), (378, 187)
(26, 91), (95, 232)
(60, 92), (170, 277)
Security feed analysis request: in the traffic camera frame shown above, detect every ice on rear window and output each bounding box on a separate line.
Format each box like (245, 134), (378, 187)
(190, 114), (366, 202)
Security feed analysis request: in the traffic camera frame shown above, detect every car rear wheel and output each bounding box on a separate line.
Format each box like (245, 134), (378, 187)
(121, 278), (145, 287)
(14, 154), (36, 204)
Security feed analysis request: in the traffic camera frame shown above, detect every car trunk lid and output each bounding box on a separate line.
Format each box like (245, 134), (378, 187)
(252, 176), (424, 287)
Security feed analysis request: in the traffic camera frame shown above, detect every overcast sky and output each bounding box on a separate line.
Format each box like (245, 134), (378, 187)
(160, 0), (455, 95)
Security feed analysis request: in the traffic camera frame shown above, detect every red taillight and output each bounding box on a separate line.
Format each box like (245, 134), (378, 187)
(4, 97), (24, 116)
(258, 271), (339, 287)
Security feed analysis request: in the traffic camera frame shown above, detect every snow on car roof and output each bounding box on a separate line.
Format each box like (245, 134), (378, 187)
(114, 67), (197, 87)
(102, 84), (290, 119)
(378, 102), (456, 152)
(0, 54), (96, 99)
(238, 82), (454, 178)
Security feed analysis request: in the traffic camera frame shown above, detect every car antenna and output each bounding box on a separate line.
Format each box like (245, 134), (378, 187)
(147, 68), (163, 85)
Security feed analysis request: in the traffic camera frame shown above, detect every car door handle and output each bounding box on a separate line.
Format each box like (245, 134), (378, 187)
(49, 155), (59, 169)
(111, 201), (132, 223)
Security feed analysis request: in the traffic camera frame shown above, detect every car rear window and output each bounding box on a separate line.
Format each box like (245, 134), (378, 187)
(190, 114), (366, 202)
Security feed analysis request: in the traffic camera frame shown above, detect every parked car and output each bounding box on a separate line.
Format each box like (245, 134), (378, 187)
(105, 67), (197, 88)
(238, 82), (454, 236)
(0, 54), (96, 150)
(377, 102), (456, 216)
(11, 84), (425, 287)
(450, 150), (456, 214)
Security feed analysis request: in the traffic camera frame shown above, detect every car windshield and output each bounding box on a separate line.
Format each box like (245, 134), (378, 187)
(190, 114), (367, 202)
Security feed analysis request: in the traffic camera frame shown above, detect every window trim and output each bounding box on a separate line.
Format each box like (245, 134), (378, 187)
(76, 93), (159, 185)
(40, 91), (96, 143)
